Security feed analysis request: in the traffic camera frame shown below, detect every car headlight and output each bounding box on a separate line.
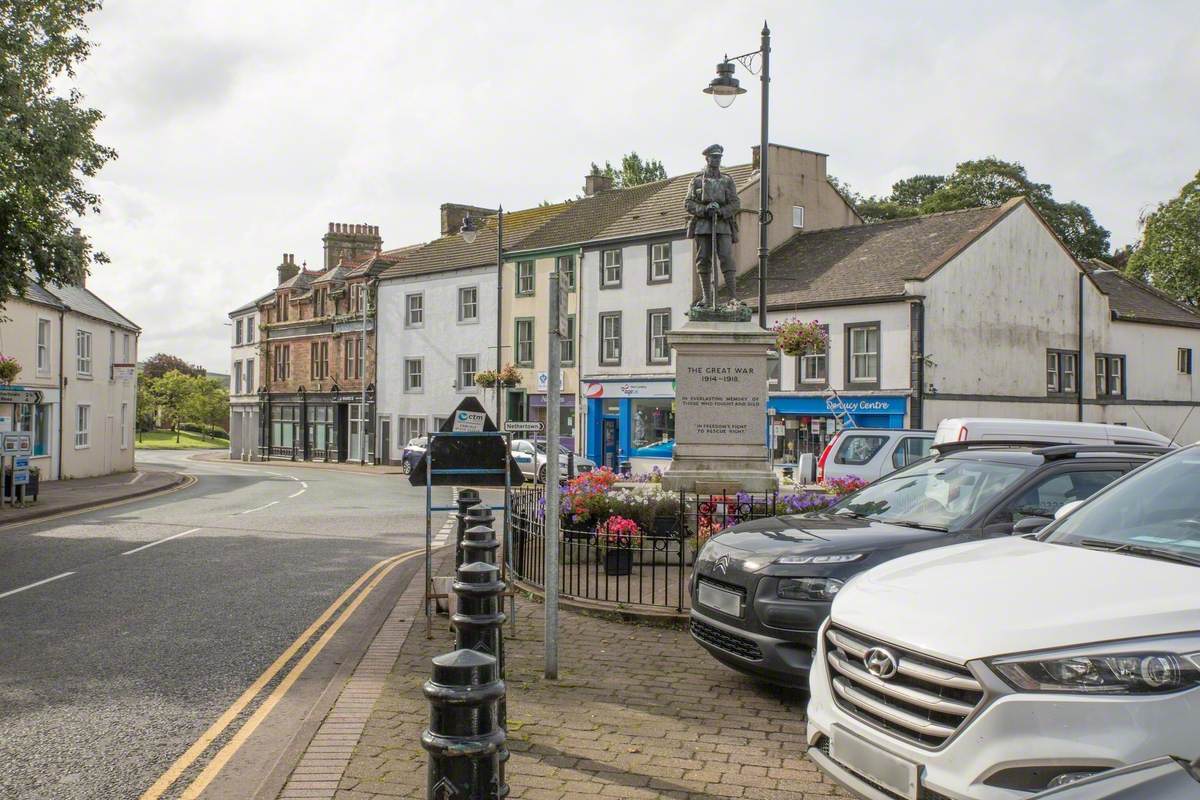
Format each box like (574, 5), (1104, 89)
(774, 553), (864, 565)
(991, 639), (1200, 694)
(777, 577), (844, 601)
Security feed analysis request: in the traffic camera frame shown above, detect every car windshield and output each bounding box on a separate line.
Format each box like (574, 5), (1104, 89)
(832, 455), (1031, 531)
(532, 441), (568, 455)
(1045, 446), (1200, 566)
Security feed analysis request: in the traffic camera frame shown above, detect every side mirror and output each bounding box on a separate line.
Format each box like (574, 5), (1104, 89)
(1012, 516), (1051, 535)
(1055, 500), (1084, 520)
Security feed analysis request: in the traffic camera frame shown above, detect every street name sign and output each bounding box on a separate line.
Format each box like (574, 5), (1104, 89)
(0, 389), (41, 405)
(503, 421), (544, 433)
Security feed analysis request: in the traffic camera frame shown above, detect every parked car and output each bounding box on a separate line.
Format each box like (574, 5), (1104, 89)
(934, 417), (1173, 448)
(510, 439), (595, 483)
(817, 428), (935, 483)
(399, 436), (427, 474)
(806, 442), (1200, 800)
(690, 441), (1168, 686)
(1030, 755), (1200, 799)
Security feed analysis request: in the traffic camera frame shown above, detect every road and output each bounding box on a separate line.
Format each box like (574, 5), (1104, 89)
(0, 450), (451, 800)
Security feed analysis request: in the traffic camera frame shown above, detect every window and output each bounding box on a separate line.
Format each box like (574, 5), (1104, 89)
(630, 398), (674, 450)
(767, 350), (781, 390)
(343, 338), (356, 378)
(1096, 354), (1125, 397)
(799, 324), (829, 384)
(310, 341), (329, 380)
(274, 344), (290, 381)
(37, 319), (51, 373)
(245, 358), (255, 393)
(792, 206), (805, 229)
(277, 293), (289, 321)
(647, 309), (671, 364)
(234, 360), (244, 394)
(515, 318), (534, 366)
(17, 403), (49, 456)
(601, 250), (622, 288)
(993, 469), (1125, 524)
(834, 434), (888, 465)
(122, 332), (131, 362)
(648, 243), (671, 283)
(560, 315), (576, 366)
(516, 261), (535, 296)
(75, 404), (90, 448)
(404, 358), (423, 392)
(405, 292), (424, 327)
(108, 329), (116, 378)
(1179, 347), (1193, 375)
(891, 436), (933, 470)
(401, 416), (427, 445)
(458, 286), (478, 322)
(235, 319), (244, 345)
(557, 255), (576, 291)
(600, 312), (621, 365)
(846, 323), (879, 387)
(246, 316), (255, 342)
(76, 330), (92, 376)
(121, 402), (129, 449)
(457, 356), (478, 390)
(1046, 349), (1078, 394)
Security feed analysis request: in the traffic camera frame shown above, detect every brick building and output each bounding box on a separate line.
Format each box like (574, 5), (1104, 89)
(243, 223), (414, 463)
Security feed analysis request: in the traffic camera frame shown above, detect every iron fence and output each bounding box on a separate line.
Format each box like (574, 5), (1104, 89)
(506, 486), (790, 613)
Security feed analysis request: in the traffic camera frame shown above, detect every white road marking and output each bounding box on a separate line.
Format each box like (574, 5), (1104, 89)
(238, 501), (279, 515)
(122, 528), (203, 556)
(128, 472), (146, 485)
(0, 572), (76, 600)
(300, 481), (308, 489)
(287, 489), (305, 499)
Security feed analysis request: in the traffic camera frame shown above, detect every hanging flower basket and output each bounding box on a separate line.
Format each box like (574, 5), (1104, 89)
(772, 319), (828, 357)
(474, 369), (499, 389)
(0, 355), (21, 384)
(498, 363), (523, 387)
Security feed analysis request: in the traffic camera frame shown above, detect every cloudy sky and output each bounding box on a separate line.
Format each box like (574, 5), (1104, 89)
(72, 0), (1199, 372)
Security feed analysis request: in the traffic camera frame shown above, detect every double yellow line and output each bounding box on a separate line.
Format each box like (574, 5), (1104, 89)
(140, 548), (423, 800)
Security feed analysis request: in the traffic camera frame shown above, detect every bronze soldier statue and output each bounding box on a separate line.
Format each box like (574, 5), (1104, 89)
(685, 144), (740, 308)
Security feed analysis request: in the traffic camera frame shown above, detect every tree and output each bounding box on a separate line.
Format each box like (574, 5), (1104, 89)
(142, 352), (206, 379)
(1126, 171), (1200, 305)
(181, 378), (229, 439)
(588, 152), (667, 189)
(151, 370), (199, 442)
(0, 1), (115, 305)
(135, 374), (157, 439)
(888, 174), (945, 207)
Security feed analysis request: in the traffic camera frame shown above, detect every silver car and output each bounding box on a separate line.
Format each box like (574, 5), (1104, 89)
(510, 439), (594, 483)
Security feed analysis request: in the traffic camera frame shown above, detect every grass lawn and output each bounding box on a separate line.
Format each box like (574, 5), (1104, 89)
(135, 430), (226, 450)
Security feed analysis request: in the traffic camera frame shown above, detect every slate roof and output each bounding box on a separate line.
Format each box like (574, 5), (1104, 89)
(378, 202), (572, 280)
(20, 281), (65, 309)
(597, 163), (757, 242)
(510, 181), (669, 253)
(738, 199), (1020, 309)
(1082, 259), (1200, 329)
(44, 282), (140, 331)
(230, 292), (274, 316)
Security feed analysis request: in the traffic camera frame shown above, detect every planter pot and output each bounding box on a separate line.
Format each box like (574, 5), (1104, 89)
(603, 549), (634, 576)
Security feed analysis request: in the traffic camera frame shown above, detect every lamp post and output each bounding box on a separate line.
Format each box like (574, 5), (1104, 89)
(704, 21), (771, 329)
(460, 209), (504, 424)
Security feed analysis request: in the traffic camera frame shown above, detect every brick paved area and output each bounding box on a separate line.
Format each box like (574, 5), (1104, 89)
(331, 593), (847, 799)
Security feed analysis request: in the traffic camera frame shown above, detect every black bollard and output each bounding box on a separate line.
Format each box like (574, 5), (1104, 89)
(462, 524), (500, 567)
(422, 648), (508, 800)
(453, 562), (506, 658)
(454, 489), (482, 569)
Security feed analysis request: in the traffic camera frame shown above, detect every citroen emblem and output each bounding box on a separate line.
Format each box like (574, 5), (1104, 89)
(863, 647), (899, 680)
(714, 555), (730, 575)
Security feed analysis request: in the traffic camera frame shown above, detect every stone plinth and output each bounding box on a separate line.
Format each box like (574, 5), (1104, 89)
(662, 318), (778, 493)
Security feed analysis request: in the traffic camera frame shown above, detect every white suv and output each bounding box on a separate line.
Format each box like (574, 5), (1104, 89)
(807, 444), (1200, 799)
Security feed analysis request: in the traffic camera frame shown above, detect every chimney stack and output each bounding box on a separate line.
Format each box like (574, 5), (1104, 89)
(322, 222), (383, 270)
(439, 203), (498, 238)
(277, 252), (300, 285)
(584, 173), (613, 196)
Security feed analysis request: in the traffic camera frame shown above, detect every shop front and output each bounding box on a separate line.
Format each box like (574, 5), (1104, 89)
(528, 392), (576, 450)
(767, 394), (908, 464)
(261, 386), (375, 463)
(584, 379), (675, 471)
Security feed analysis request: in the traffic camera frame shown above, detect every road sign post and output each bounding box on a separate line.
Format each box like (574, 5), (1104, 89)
(544, 272), (564, 679)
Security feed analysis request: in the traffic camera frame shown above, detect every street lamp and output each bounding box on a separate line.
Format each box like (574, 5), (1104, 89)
(705, 22), (771, 329)
(460, 208), (503, 423)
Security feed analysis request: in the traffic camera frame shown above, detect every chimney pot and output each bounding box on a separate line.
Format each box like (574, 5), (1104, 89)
(328, 222), (334, 232)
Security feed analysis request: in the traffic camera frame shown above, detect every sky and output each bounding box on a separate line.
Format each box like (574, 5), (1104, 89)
(71, 0), (1200, 373)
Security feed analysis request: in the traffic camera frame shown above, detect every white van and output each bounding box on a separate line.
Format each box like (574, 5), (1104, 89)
(934, 418), (1172, 448)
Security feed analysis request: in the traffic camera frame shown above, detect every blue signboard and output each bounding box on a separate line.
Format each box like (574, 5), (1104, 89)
(14, 456), (29, 470)
(13, 470), (29, 486)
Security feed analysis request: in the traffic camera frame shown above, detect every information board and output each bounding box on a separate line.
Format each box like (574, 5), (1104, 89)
(2, 433), (32, 456)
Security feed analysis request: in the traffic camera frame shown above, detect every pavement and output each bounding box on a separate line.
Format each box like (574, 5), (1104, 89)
(284, 550), (848, 800)
(0, 448), (456, 800)
(0, 467), (189, 528)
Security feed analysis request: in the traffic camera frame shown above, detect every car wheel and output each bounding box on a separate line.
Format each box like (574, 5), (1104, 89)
(537, 465), (547, 484)
(399, 460), (411, 474)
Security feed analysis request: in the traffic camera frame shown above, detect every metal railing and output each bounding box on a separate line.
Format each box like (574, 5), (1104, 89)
(507, 486), (787, 613)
